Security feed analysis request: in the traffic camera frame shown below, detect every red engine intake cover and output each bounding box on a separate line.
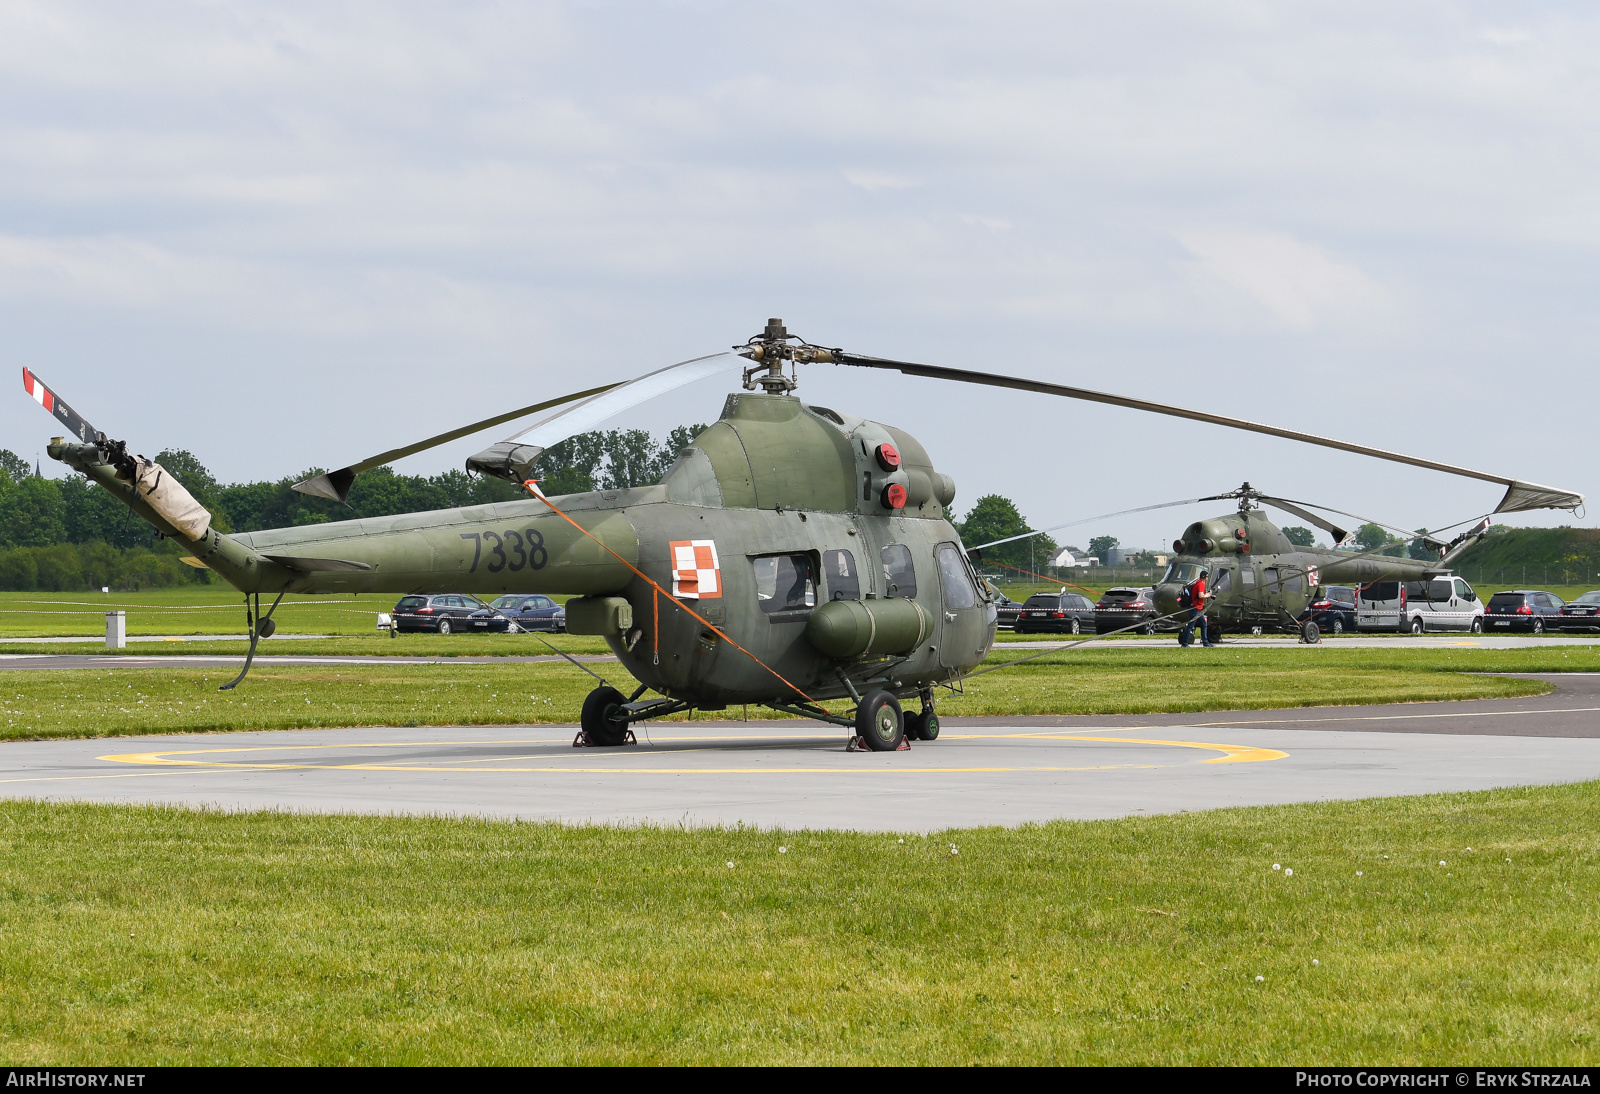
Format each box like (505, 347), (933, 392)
(881, 482), (907, 509)
(874, 443), (901, 472)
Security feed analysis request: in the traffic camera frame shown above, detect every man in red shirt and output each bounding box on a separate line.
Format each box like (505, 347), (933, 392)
(1179, 568), (1215, 647)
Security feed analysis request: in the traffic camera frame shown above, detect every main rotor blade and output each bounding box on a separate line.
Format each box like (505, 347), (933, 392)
(292, 382), (622, 502)
(1256, 496), (1347, 545)
(466, 352), (741, 483)
(833, 353), (1583, 514)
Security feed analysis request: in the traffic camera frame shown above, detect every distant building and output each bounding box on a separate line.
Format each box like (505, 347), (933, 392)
(1050, 547), (1097, 567)
(1106, 548), (1168, 567)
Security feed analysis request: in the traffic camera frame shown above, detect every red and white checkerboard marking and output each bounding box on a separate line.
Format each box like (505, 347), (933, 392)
(670, 539), (721, 599)
(23, 368), (53, 412)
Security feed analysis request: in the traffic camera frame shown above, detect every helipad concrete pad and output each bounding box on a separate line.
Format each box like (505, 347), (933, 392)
(3, 676), (1599, 830)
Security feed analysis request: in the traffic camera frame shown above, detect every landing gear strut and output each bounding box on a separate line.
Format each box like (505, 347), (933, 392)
(220, 589), (286, 691)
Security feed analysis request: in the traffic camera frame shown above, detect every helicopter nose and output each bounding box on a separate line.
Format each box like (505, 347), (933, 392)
(1152, 585), (1182, 615)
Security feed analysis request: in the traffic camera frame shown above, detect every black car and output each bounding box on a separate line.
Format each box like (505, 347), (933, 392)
(1558, 590), (1600, 632)
(1483, 590), (1565, 634)
(1095, 587), (1160, 635)
(392, 593), (508, 635)
(991, 590), (1024, 630)
(478, 594), (567, 633)
(1300, 585), (1358, 635)
(1015, 591), (1097, 635)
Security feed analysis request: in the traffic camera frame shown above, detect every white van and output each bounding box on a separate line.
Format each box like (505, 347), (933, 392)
(1356, 575), (1484, 633)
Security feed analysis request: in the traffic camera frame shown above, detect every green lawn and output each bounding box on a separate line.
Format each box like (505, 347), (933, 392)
(0, 646), (1572, 741)
(2, 784), (1597, 1064)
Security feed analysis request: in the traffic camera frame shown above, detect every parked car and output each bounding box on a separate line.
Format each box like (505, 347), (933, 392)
(1015, 591), (1097, 635)
(1356, 575), (1484, 633)
(391, 593), (508, 635)
(1558, 590), (1600, 632)
(1095, 586), (1160, 635)
(986, 584), (1024, 630)
(478, 594), (567, 633)
(1484, 589), (1566, 634)
(1300, 584), (1358, 635)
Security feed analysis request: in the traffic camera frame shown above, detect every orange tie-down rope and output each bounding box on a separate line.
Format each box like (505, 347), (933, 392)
(985, 558), (1103, 598)
(522, 482), (820, 706)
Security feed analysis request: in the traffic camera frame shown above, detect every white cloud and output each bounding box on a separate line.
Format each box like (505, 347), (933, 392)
(1177, 229), (1394, 330)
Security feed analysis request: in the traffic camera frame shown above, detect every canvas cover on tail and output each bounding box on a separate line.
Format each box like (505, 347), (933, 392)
(133, 457), (211, 540)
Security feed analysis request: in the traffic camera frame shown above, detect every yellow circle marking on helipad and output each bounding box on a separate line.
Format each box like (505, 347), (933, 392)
(98, 734), (1286, 773)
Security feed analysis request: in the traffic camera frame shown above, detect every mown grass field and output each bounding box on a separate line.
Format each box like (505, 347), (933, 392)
(0, 646), (1579, 741)
(2, 783), (1597, 1064)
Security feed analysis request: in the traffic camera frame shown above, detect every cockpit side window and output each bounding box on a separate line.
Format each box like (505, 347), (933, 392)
(822, 549), (861, 601)
(881, 544), (917, 598)
(1211, 568), (1233, 595)
(936, 543), (977, 610)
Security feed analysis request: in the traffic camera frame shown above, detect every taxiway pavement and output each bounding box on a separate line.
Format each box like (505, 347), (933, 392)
(2, 674), (1597, 830)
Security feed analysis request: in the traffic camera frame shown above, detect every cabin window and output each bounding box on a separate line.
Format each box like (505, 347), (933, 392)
(1284, 573), (1303, 594)
(1263, 568), (1279, 592)
(752, 554), (817, 613)
(881, 544), (917, 598)
(1211, 569), (1233, 595)
(936, 544), (977, 611)
(822, 549), (861, 601)
(1241, 567), (1257, 588)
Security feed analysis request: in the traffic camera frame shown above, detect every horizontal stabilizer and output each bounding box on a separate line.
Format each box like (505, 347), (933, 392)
(263, 554), (372, 573)
(178, 556), (210, 569)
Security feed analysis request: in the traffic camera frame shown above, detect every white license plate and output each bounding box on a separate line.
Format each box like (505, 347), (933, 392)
(1494, 621), (1509, 626)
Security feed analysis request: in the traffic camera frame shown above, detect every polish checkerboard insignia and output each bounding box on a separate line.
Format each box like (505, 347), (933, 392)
(670, 539), (721, 599)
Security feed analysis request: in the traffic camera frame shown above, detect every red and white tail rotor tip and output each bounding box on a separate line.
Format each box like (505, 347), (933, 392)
(23, 368), (54, 412)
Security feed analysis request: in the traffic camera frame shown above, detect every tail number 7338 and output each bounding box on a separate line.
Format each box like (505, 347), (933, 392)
(459, 529), (548, 573)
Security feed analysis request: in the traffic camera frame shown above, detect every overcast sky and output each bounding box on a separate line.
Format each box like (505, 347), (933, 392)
(3, 1), (1596, 550)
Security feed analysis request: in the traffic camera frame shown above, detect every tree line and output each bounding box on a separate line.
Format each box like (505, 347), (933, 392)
(0, 425), (705, 590)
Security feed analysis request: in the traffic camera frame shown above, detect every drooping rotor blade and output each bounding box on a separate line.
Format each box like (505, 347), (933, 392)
(22, 368), (100, 445)
(1256, 496), (1348, 545)
(466, 352), (741, 483)
(292, 382), (623, 502)
(832, 353), (1584, 514)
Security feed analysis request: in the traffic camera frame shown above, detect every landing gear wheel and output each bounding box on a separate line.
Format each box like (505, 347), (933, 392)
(1301, 621), (1321, 644)
(906, 708), (941, 741)
(1470, 618), (1483, 634)
(1070, 618), (1081, 635)
(1410, 617), (1424, 634)
(1533, 618), (1545, 636)
(438, 619), (452, 635)
(1206, 622), (1222, 645)
(580, 685), (631, 746)
(855, 690), (905, 751)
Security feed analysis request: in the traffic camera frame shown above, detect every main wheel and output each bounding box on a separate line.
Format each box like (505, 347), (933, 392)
(1070, 618), (1081, 635)
(1410, 616), (1424, 634)
(855, 690), (905, 751)
(906, 708), (941, 741)
(580, 685), (631, 746)
(438, 619), (452, 635)
(1301, 621), (1321, 644)
(1533, 618), (1545, 636)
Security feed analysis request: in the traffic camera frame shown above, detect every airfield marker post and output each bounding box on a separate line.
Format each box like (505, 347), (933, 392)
(105, 611), (126, 650)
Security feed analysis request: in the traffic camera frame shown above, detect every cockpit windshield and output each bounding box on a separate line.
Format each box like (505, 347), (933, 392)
(1161, 562), (1203, 585)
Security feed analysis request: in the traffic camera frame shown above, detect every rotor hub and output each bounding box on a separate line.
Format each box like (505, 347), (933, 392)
(736, 318), (838, 395)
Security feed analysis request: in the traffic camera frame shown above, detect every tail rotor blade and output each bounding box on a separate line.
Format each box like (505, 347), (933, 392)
(21, 368), (99, 444)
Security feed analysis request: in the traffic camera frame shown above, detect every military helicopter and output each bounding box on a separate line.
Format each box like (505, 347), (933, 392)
(22, 319), (1584, 750)
(1147, 483), (1494, 642)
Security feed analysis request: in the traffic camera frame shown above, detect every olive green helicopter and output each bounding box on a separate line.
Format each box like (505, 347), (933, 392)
(22, 319), (1584, 750)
